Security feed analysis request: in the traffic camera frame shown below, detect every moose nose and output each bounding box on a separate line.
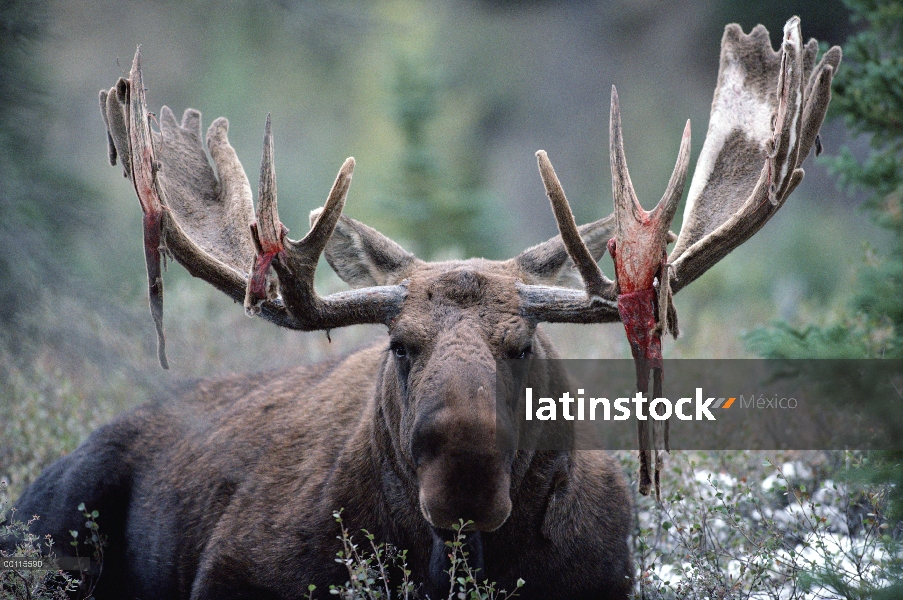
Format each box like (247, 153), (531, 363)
(412, 410), (514, 531)
(417, 451), (512, 531)
(410, 335), (515, 531)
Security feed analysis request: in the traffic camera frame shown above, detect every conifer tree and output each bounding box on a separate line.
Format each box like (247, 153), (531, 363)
(381, 55), (501, 260)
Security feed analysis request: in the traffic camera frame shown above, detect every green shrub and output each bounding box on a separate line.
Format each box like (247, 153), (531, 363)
(623, 451), (902, 599)
(0, 482), (106, 600)
(326, 511), (523, 600)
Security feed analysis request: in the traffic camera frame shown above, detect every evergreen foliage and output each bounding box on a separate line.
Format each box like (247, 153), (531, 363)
(381, 55), (501, 261)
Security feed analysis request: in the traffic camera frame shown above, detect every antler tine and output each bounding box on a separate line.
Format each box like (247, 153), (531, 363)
(245, 114), (288, 315)
(609, 86), (643, 229)
(294, 157), (355, 260)
(277, 156), (354, 287)
(652, 119), (692, 229)
(127, 47), (169, 369)
(772, 17), (805, 201)
(799, 47), (841, 161)
(258, 115), (281, 250)
(535, 150), (614, 300)
(99, 82), (130, 176)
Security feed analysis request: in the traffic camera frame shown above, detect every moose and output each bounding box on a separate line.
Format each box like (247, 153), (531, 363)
(5, 18), (839, 599)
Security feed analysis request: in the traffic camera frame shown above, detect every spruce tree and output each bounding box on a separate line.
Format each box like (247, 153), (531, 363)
(380, 55), (501, 261)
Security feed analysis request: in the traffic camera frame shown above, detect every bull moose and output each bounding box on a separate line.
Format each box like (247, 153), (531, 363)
(4, 18), (839, 599)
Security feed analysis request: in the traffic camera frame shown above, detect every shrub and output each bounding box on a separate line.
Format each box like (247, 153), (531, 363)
(325, 511), (523, 600)
(0, 482), (105, 600)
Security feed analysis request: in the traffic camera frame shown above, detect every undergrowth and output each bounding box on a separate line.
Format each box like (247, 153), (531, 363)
(0, 481), (105, 600)
(623, 450), (903, 599)
(325, 511), (524, 600)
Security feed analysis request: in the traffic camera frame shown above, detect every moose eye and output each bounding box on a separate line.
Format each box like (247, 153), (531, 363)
(390, 342), (408, 359)
(509, 345), (532, 360)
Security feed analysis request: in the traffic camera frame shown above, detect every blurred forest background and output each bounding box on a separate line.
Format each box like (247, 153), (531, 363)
(0, 0), (875, 493)
(5, 0), (903, 596)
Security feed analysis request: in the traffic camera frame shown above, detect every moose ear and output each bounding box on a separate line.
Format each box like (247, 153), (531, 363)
(310, 209), (417, 287)
(513, 214), (615, 288)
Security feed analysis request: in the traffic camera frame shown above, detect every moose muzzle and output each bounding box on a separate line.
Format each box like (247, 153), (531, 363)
(416, 446), (512, 531)
(410, 359), (515, 532)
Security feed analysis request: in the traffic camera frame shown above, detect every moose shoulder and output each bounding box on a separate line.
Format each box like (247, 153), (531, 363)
(6, 17), (839, 600)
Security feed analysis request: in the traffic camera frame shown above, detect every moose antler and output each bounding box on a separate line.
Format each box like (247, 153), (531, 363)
(669, 17), (842, 289)
(525, 17), (840, 497)
(101, 48), (407, 368)
(605, 88), (692, 499)
(531, 102), (690, 498)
